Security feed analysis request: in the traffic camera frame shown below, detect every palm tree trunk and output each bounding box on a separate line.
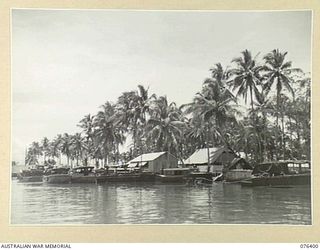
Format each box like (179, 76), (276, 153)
(250, 87), (254, 116)
(276, 90), (280, 160)
(281, 112), (285, 160)
(206, 123), (210, 173)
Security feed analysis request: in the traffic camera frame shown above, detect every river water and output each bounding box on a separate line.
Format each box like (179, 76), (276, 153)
(10, 180), (311, 224)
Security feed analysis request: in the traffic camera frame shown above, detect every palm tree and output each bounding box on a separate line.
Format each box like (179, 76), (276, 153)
(94, 102), (125, 166)
(262, 49), (302, 124)
(262, 49), (302, 159)
(60, 133), (72, 167)
(26, 141), (42, 165)
(41, 137), (50, 165)
(185, 116), (207, 150)
(183, 79), (237, 170)
(49, 138), (61, 164)
(115, 85), (154, 156)
(185, 79), (237, 144)
(78, 114), (95, 166)
(145, 96), (186, 157)
(229, 50), (263, 113)
(71, 133), (86, 166)
(210, 63), (231, 88)
(249, 93), (275, 161)
(78, 114), (95, 141)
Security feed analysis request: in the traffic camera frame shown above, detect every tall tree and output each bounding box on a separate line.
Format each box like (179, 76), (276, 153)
(49, 137), (61, 164)
(60, 133), (72, 167)
(262, 49), (302, 159)
(115, 85), (154, 156)
(145, 96), (185, 157)
(229, 50), (262, 113)
(26, 141), (42, 165)
(78, 114), (95, 166)
(94, 102), (125, 166)
(183, 79), (237, 170)
(41, 137), (50, 165)
(71, 133), (86, 166)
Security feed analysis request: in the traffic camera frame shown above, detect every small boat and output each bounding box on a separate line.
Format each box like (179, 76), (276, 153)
(70, 166), (97, 183)
(156, 168), (190, 183)
(184, 171), (214, 185)
(192, 177), (215, 187)
(43, 167), (71, 184)
(240, 160), (311, 187)
(17, 165), (44, 182)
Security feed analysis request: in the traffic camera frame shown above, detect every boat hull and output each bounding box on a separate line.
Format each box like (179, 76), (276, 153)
(155, 175), (187, 183)
(96, 173), (156, 183)
(17, 175), (43, 182)
(43, 174), (71, 184)
(71, 175), (97, 183)
(241, 173), (311, 187)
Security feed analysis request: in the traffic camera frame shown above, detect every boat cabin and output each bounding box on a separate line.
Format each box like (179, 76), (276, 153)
(70, 166), (95, 176)
(252, 161), (310, 176)
(20, 165), (45, 177)
(45, 167), (70, 175)
(287, 161), (310, 174)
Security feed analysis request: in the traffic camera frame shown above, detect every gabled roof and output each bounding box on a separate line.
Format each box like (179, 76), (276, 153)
(128, 152), (167, 163)
(184, 147), (235, 165)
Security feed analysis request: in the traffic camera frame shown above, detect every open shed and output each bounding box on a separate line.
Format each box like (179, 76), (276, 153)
(182, 147), (238, 173)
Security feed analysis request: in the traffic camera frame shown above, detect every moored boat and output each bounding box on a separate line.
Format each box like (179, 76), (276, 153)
(96, 168), (156, 183)
(70, 166), (97, 183)
(240, 160), (311, 187)
(240, 173), (310, 187)
(156, 168), (190, 183)
(43, 167), (71, 184)
(17, 165), (44, 182)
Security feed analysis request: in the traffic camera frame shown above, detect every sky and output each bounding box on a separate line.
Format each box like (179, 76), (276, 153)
(12, 9), (312, 163)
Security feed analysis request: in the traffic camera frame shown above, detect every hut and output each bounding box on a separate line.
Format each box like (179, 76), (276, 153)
(127, 152), (178, 174)
(223, 158), (253, 182)
(182, 147), (238, 174)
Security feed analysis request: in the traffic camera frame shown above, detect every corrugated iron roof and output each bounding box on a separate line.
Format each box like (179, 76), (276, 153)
(184, 147), (233, 165)
(128, 152), (167, 163)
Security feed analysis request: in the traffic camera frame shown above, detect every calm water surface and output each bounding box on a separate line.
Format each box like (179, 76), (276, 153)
(11, 180), (311, 224)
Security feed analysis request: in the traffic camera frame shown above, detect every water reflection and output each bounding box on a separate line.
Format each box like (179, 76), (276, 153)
(11, 180), (311, 224)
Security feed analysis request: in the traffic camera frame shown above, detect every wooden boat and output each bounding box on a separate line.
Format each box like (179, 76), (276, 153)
(240, 160), (311, 187)
(156, 168), (190, 183)
(17, 165), (44, 182)
(96, 169), (156, 184)
(241, 173), (310, 187)
(70, 166), (97, 183)
(184, 172), (213, 185)
(43, 167), (71, 184)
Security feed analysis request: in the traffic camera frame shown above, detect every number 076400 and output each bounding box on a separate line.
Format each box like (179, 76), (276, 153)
(300, 244), (319, 248)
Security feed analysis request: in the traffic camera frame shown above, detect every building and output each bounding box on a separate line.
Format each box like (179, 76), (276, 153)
(223, 158), (253, 182)
(182, 147), (238, 174)
(127, 152), (178, 174)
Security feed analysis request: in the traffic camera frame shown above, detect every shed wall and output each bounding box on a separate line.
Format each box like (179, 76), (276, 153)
(149, 153), (178, 173)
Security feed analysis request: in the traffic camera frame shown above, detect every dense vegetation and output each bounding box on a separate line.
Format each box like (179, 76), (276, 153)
(25, 49), (311, 167)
